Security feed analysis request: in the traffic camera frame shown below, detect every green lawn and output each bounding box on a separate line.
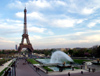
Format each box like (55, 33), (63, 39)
(27, 59), (39, 64)
(27, 59), (53, 71)
(73, 59), (90, 64)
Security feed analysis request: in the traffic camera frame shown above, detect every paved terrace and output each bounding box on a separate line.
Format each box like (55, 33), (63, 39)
(16, 59), (100, 76)
(16, 59), (48, 76)
(49, 72), (100, 76)
(48, 66), (100, 76)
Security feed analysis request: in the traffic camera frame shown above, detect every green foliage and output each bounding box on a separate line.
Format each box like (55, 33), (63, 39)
(32, 47), (100, 57)
(95, 46), (100, 57)
(0, 67), (8, 76)
(32, 49), (55, 57)
(27, 59), (39, 64)
(70, 48), (93, 57)
(0, 59), (10, 65)
(42, 66), (53, 71)
(68, 49), (73, 55)
(0, 50), (18, 54)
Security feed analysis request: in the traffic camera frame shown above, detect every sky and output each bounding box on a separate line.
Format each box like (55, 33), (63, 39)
(1, 0), (100, 49)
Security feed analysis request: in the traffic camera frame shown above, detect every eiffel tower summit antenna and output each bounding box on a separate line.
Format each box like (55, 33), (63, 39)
(18, 7), (34, 52)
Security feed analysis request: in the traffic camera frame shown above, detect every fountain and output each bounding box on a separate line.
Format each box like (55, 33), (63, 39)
(36, 50), (74, 71)
(50, 50), (73, 64)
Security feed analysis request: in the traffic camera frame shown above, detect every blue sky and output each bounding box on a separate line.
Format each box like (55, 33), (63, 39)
(1, 0), (100, 49)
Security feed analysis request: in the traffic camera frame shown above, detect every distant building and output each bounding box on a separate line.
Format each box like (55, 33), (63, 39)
(92, 45), (99, 49)
(54, 48), (61, 51)
(61, 48), (66, 52)
(15, 45), (18, 50)
(53, 48), (70, 52)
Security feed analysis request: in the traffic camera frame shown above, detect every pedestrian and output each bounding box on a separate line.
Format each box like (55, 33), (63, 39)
(36, 67), (38, 71)
(89, 68), (90, 72)
(72, 67), (74, 71)
(92, 68), (95, 73)
(81, 71), (83, 74)
(46, 69), (48, 74)
(8, 70), (11, 76)
(68, 72), (70, 76)
(81, 65), (83, 69)
(38, 68), (39, 71)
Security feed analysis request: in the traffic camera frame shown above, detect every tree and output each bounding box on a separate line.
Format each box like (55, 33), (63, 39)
(95, 46), (100, 57)
(68, 49), (73, 56)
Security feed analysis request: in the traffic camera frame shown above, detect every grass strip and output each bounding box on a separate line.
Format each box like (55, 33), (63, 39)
(74, 67), (80, 69)
(0, 67), (8, 76)
(8, 61), (13, 66)
(27, 59), (39, 64)
(42, 66), (53, 71)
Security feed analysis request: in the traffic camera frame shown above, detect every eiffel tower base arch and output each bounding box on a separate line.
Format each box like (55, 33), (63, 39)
(18, 44), (34, 52)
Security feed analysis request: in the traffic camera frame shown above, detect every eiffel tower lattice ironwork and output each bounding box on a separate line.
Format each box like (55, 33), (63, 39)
(18, 8), (34, 52)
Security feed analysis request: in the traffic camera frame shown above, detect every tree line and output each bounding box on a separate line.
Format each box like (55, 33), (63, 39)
(0, 45), (100, 57)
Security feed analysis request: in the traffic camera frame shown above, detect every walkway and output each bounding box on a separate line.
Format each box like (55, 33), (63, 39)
(0, 59), (12, 72)
(49, 72), (100, 76)
(48, 69), (87, 76)
(16, 59), (48, 76)
(48, 68), (100, 76)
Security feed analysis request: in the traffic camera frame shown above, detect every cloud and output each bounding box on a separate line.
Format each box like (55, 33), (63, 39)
(8, 0), (100, 16)
(60, 0), (100, 15)
(33, 35), (42, 39)
(8, 0), (68, 10)
(16, 11), (45, 21)
(0, 37), (16, 49)
(0, 23), (17, 29)
(3, 0), (100, 49)
(15, 12), (23, 18)
(51, 19), (76, 28)
(86, 34), (100, 42)
(27, 0), (51, 8)
(28, 26), (54, 35)
(77, 19), (84, 24)
(82, 8), (94, 15)
(8, 0), (51, 10)
(27, 12), (45, 21)
(52, 0), (66, 7)
(0, 19), (23, 35)
(46, 31), (54, 35)
(88, 22), (96, 28)
(28, 26), (46, 33)
(8, 0), (24, 9)
(87, 19), (100, 28)
(0, 18), (50, 35)
(68, 30), (100, 43)
(0, 37), (15, 45)
(6, 19), (22, 24)
(50, 18), (85, 28)
(79, 0), (100, 15)
(31, 30), (100, 49)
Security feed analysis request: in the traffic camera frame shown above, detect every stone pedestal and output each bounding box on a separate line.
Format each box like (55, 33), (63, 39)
(85, 62), (87, 70)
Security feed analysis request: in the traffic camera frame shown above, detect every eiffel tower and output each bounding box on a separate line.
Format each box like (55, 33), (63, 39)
(18, 8), (34, 52)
